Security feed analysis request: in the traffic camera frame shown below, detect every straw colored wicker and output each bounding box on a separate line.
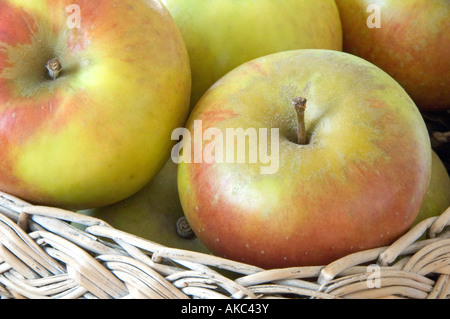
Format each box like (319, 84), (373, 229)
(0, 190), (449, 299)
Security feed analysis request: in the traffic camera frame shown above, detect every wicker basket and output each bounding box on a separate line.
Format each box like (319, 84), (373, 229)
(0, 190), (449, 299)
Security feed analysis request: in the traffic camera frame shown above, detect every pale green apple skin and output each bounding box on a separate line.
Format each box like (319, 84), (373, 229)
(334, 0), (450, 110)
(80, 159), (209, 253)
(413, 151), (450, 227)
(178, 49), (432, 268)
(0, 0), (191, 209)
(161, 0), (343, 107)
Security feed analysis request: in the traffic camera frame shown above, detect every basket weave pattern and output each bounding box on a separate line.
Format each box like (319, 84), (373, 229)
(0, 191), (449, 299)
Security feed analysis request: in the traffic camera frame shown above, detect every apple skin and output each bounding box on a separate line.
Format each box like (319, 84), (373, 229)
(177, 49), (431, 268)
(161, 0), (342, 107)
(80, 159), (209, 253)
(334, 0), (450, 111)
(412, 150), (450, 227)
(0, 0), (191, 209)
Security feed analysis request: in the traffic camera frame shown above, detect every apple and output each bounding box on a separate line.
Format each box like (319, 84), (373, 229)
(161, 0), (343, 107)
(412, 150), (450, 227)
(0, 0), (191, 209)
(176, 49), (431, 268)
(334, 0), (450, 111)
(80, 159), (209, 253)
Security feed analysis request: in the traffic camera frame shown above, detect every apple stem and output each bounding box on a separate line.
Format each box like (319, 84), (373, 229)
(46, 57), (62, 80)
(293, 97), (307, 145)
(176, 217), (195, 239)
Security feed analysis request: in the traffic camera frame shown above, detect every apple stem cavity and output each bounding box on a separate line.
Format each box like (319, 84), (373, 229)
(293, 97), (308, 145)
(46, 57), (63, 80)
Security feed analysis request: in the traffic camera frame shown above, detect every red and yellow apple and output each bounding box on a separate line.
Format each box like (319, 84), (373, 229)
(334, 0), (450, 110)
(0, 0), (191, 209)
(161, 0), (343, 107)
(177, 49), (431, 268)
(412, 150), (450, 227)
(80, 159), (209, 253)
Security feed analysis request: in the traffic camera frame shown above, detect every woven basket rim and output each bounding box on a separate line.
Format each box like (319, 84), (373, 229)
(0, 190), (449, 299)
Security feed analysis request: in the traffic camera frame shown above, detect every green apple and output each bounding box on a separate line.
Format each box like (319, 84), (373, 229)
(334, 0), (450, 110)
(80, 159), (209, 253)
(161, 0), (343, 107)
(0, 0), (191, 209)
(412, 150), (450, 227)
(177, 49), (431, 268)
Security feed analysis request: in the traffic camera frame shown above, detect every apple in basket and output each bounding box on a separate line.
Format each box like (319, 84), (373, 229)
(80, 159), (209, 254)
(0, 0), (191, 209)
(175, 49), (432, 269)
(161, 0), (343, 108)
(334, 0), (450, 110)
(412, 150), (450, 227)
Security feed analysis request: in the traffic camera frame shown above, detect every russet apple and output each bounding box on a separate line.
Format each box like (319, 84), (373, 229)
(0, 0), (191, 209)
(334, 0), (450, 110)
(161, 0), (343, 107)
(80, 159), (209, 253)
(412, 150), (450, 227)
(177, 49), (431, 268)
